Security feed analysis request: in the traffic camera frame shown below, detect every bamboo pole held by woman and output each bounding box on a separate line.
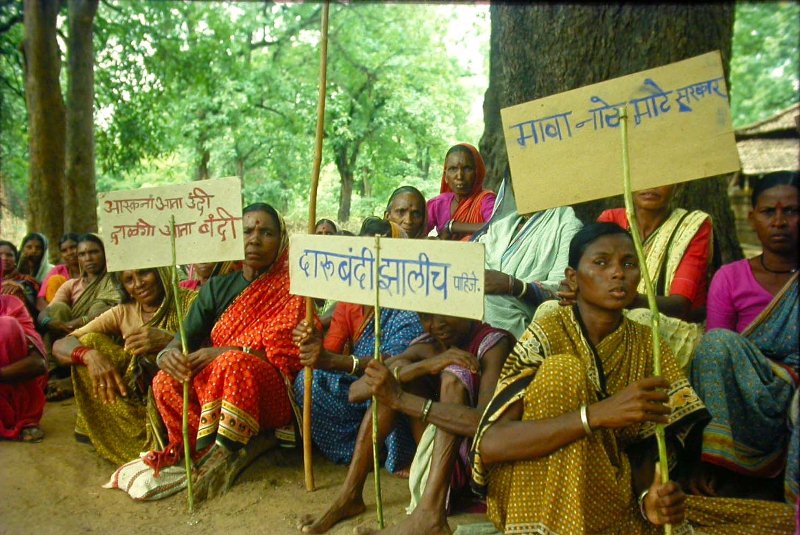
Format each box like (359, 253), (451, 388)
(371, 234), (385, 529)
(169, 216), (194, 513)
(618, 108), (671, 535)
(303, 1), (331, 493)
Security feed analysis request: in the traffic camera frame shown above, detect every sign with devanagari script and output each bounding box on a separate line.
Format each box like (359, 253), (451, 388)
(503, 51), (740, 214)
(289, 235), (485, 320)
(97, 177), (244, 272)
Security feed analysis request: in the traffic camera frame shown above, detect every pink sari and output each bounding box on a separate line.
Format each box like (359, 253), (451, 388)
(0, 295), (47, 439)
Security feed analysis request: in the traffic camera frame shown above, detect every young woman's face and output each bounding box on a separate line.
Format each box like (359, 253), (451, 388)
(385, 193), (425, 238)
(633, 185), (675, 212)
(0, 245), (16, 273)
(77, 241), (106, 276)
(242, 210), (282, 272)
(120, 269), (164, 308)
(22, 238), (44, 264)
(60, 240), (78, 267)
(749, 185), (799, 257)
(568, 234), (640, 312)
(444, 150), (477, 198)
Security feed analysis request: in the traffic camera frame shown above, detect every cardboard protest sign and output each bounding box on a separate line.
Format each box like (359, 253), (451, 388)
(289, 234), (485, 320)
(97, 177), (243, 272)
(502, 51), (740, 214)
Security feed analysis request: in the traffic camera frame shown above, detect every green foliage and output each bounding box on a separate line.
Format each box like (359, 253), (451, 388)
(730, 1), (799, 127)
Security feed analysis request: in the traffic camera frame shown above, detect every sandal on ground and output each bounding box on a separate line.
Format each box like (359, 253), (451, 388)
(21, 427), (44, 443)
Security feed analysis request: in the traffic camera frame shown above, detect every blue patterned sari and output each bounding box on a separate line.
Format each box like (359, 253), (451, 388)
(691, 274), (798, 502)
(294, 307), (423, 473)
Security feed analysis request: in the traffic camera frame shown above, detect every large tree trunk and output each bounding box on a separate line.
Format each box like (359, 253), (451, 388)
(480, 4), (741, 265)
(335, 151), (354, 223)
(65, 0), (98, 234)
(23, 0), (65, 256)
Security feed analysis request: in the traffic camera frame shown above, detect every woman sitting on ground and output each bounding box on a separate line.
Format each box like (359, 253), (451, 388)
(17, 232), (52, 285)
(296, 313), (511, 534)
(53, 267), (196, 464)
(384, 186), (427, 239)
(293, 217), (422, 475)
(36, 233), (80, 311)
(426, 143), (496, 240)
(39, 234), (119, 340)
(1, 240), (40, 316)
(689, 171), (798, 504)
(473, 223), (708, 533)
(0, 294), (47, 443)
(145, 203), (305, 495)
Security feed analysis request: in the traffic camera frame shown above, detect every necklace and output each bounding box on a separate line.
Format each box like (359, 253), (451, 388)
(759, 254), (798, 275)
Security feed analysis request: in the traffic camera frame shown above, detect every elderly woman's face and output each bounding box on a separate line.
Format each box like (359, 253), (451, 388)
(569, 234), (640, 312)
(385, 193), (425, 238)
(243, 210), (281, 272)
(445, 151), (476, 199)
(121, 269), (164, 308)
(429, 314), (473, 349)
(315, 222), (336, 235)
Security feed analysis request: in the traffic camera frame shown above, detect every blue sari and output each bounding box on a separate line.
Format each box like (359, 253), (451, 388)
(294, 307), (423, 473)
(691, 274), (798, 502)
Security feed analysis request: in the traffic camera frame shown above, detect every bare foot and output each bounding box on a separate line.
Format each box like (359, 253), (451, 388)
(354, 508), (451, 535)
(297, 493), (366, 534)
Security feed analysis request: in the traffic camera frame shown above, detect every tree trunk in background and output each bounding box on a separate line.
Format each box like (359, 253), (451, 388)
(196, 148), (210, 181)
(65, 0), (99, 234)
(480, 4), (742, 265)
(23, 0), (65, 257)
(335, 151), (354, 222)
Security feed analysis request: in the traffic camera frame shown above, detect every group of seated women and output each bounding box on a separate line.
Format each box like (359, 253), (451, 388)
(1, 143), (797, 534)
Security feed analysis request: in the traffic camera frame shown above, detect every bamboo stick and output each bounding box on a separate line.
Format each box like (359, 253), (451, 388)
(169, 216), (193, 513)
(618, 108), (671, 535)
(303, 1), (330, 493)
(371, 234), (384, 529)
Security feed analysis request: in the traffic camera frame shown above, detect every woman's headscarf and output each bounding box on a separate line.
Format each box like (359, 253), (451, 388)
(438, 143), (487, 196)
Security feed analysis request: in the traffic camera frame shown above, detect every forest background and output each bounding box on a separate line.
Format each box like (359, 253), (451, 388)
(0, 1), (798, 260)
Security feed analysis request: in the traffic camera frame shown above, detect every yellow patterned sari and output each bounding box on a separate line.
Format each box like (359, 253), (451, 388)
(471, 305), (707, 534)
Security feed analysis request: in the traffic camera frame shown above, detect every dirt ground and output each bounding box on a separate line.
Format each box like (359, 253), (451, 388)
(0, 398), (485, 535)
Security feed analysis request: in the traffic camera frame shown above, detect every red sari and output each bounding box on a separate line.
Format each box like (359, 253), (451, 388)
(0, 295), (47, 439)
(147, 251), (305, 469)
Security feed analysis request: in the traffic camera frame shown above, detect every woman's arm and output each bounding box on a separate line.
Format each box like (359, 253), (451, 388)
(480, 376), (672, 464)
(0, 351), (47, 383)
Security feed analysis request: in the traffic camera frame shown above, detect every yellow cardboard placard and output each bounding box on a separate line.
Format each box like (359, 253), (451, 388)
(502, 51), (740, 214)
(97, 177), (244, 272)
(289, 234), (485, 320)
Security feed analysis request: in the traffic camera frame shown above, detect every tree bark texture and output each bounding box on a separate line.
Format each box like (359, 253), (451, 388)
(335, 149), (354, 223)
(23, 0), (65, 255)
(65, 0), (98, 233)
(480, 4), (742, 264)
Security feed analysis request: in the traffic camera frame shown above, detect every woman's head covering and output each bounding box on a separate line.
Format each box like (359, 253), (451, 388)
(384, 185), (428, 239)
(439, 143), (487, 196)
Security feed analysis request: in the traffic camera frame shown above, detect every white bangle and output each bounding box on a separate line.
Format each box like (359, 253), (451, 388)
(580, 405), (593, 436)
(516, 280), (528, 299)
(637, 489), (650, 521)
(446, 220), (454, 234)
(156, 348), (171, 368)
(349, 355), (359, 375)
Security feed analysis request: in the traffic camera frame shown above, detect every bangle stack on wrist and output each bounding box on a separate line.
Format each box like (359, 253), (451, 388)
(516, 280), (528, 299)
(71, 346), (89, 365)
